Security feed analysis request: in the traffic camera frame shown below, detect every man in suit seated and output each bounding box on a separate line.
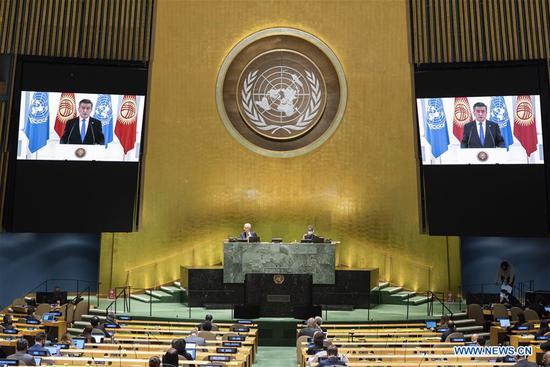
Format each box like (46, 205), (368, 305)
(440, 320), (456, 342)
(1, 315), (14, 329)
(28, 332), (50, 355)
(316, 345), (347, 367)
(239, 223), (258, 241)
(197, 314), (218, 331)
(512, 354), (537, 367)
(303, 225), (316, 240)
(90, 316), (110, 338)
(299, 318), (321, 337)
(8, 338), (36, 366)
(541, 351), (550, 366)
(461, 102), (505, 148)
(60, 99), (105, 145)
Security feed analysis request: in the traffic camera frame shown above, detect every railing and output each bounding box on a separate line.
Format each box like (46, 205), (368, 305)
(426, 290), (454, 318)
(105, 286), (131, 314)
(462, 280), (535, 306)
(22, 278), (100, 307)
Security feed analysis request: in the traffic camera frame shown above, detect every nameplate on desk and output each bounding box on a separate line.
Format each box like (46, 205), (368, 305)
(2, 329), (17, 334)
(117, 315), (132, 320)
(0, 359), (18, 366)
(450, 338), (465, 342)
(222, 342), (242, 347)
(536, 335), (550, 340)
(51, 311), (62, 316)
(30, 350), (48, 356)
(267, 295), (290, 303)
(52, 343), (69, 349)
(227, 336), (246, 341)
(104, 323), (120, 328)
(216, 347), (237, 354)
(209, 355), (231, 362)
(26, 319), (40, 325)
(231, 326), (250, 332)
(236, 320), (253, 324)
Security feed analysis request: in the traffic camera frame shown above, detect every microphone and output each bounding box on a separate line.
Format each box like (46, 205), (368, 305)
(65, 122), (76, 144)
(417, 351), (427, 366)
(466, 125), (473, 148)
(488, 125), (496, 148)
(118, 344), (122, 367)
(91, 120), (96, 144)
(90, 352), (99, 367)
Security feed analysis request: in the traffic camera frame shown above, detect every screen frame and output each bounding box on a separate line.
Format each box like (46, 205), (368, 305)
(2, 55), (149, 232)
(413, 60), (550, 236)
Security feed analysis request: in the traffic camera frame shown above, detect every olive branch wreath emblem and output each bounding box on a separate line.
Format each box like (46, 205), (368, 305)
(241, 69), (322, 135)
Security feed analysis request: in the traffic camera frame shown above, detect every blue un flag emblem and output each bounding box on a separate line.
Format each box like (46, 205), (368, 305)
(424, 98), (449, 158)
(24, 92), (50, 153)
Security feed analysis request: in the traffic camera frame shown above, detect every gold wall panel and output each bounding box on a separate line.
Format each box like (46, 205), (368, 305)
(411, 0), (550, 63)
(100, 0), (461, 295)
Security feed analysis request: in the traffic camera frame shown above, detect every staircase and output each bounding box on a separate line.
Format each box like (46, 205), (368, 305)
(374, 281), (431, 306)
(129, 281), (187, 304)
(450, 311), (488, 340)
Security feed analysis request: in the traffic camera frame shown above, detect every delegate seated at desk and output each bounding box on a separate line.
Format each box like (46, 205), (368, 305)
(240, 223), (258, 241)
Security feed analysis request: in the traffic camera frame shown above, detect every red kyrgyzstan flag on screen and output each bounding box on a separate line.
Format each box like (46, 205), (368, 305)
(54, 92), (77, 138)
(453, 97), (472, 142)
(115, 95), (137, 154)
(513, 95), (538, 157)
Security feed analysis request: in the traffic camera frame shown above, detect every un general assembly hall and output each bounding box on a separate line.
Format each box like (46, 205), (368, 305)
(2, 0), (550, 366)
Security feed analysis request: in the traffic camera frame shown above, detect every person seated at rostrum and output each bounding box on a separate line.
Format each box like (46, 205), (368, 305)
(239, 223), (258, 241)
(303, 225), (316, 240)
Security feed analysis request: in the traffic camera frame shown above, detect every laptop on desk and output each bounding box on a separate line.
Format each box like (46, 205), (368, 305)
(247, 236), (260, 243)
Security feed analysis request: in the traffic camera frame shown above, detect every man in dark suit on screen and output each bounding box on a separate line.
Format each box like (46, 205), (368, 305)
(60, 99), (105, 145)
(461, 102), (505, 148)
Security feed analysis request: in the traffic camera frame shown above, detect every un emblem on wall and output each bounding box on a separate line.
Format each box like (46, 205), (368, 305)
(217, 28), (347, 157)
(238, 50), (327, 140)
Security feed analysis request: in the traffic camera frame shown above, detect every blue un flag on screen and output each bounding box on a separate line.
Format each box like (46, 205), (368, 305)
(489, 96), (514, 150)
(24, 92), (50, 153)
(94, 94), (113, 148)
(424, 98), (450, 158)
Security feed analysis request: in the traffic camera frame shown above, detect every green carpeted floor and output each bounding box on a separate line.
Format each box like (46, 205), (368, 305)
(254, 347), (295, 367)
(90, 297), (464, 322)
